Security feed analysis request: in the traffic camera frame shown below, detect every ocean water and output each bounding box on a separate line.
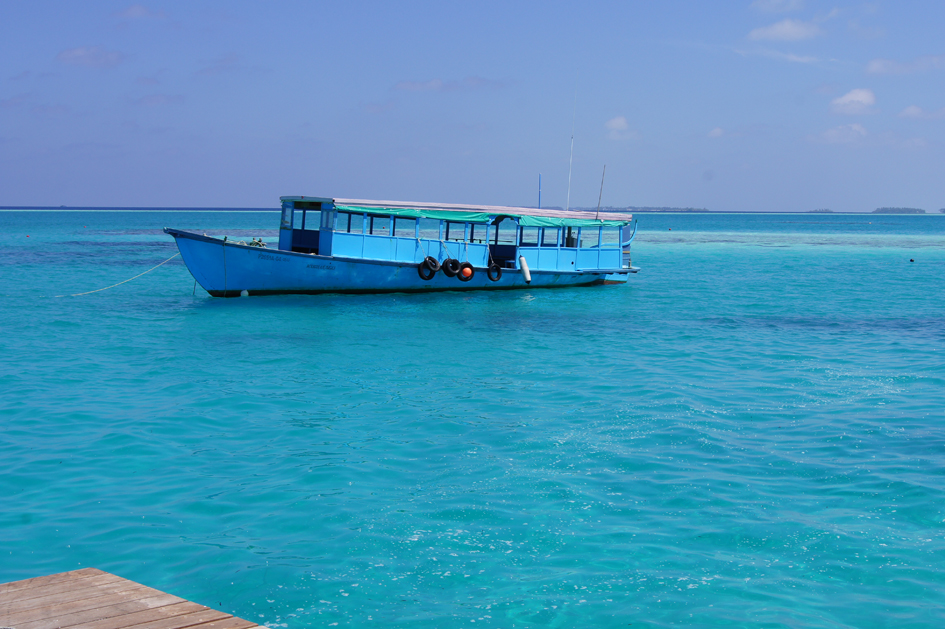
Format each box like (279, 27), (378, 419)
(1, 210), (944, 628)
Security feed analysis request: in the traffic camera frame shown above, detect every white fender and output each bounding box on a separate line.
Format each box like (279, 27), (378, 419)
(518, 256), (531, 284)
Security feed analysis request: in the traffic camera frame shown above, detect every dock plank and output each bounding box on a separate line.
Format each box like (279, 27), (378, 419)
(13, 601), (211, 629)
(1, 581), (158, 616)
(0, 572), (128, 605)
(53, 605), (232, 629)
(184, 617), (258, 629)
(1, 591), (181, 627)
(0, 569), (105, 596)
(0, 570), (257, 629)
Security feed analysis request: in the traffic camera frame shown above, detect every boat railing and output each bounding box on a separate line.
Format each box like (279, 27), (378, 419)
(280, 203), (629, 272)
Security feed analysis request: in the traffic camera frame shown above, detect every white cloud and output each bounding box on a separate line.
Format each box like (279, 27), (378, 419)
(605, 116), (628, 131)
(831, 88), (875, 114)
(899, 105), (945, 120)
(865, 59), (898, 74)
(821, 123), (867, 144)
(395, 77), (504, 92)
(866, 55), (945, 75)
(848, 19), (885, 40)
(779, 52), (817, 63)
(708, 127), (724, 138)
(737, 48), (817, 63)
(56, 46), (124, 68)
(115, 5), (167, 19)
(751, 0), (803, 12)
(749, 19), (821, 41)
(605, 116), (637, 140)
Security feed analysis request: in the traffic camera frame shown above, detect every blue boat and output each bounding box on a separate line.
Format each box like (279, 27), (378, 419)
(164, 196), (639, 297)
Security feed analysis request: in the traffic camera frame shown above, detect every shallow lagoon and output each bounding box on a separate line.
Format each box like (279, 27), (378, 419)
(1, 211), (944, 627)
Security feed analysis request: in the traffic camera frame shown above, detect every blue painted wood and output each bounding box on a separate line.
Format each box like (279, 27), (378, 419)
(278, 202), (293, 250)
(165, 229), (628, 296)
(165, 197), (635, 296)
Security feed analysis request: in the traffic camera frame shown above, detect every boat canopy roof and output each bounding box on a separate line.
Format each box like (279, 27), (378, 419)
(281, 196), (633, 227)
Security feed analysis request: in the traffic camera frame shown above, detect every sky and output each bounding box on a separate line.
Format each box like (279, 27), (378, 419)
(1, 1), (943, 212)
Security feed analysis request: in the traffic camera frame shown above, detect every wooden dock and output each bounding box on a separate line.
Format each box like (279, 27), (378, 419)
(0, 568), (259, 629)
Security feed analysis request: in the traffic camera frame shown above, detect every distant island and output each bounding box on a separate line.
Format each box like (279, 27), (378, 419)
(808, 209), (833, 213)
(873, 207), (925, 214)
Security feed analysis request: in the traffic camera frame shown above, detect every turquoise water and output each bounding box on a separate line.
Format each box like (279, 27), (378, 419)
(2, 211), (944, 628)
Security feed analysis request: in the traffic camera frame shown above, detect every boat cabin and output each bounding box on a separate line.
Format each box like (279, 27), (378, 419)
(278, 196), (635, 273)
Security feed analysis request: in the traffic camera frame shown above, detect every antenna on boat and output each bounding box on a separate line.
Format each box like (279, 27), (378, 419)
(595, 165), (607, 220)
(565, 88), (577, 212)
(538, 173), (541, 209)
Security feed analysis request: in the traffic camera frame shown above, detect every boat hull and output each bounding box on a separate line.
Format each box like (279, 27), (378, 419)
(166, 229), (630, 296)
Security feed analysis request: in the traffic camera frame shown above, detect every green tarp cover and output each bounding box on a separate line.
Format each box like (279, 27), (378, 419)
(333, 205), (629, 227)
(334, 205), (492, 224)
(515, 215), (627, 228)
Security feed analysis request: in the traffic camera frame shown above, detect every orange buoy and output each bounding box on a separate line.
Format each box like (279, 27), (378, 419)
(461, 266), (473, 278)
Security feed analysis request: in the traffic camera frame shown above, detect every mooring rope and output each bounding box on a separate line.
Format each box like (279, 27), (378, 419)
(440, 239), (454, 261)
(56, 252), (180, 297)
(416, 236), (429, 260)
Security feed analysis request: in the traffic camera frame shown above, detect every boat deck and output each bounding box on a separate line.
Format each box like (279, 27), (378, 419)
(0, 568), (258, 629)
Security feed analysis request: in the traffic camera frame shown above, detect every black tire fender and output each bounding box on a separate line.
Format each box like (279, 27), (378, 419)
(442, 258), (461, 277)
(458, 262), (475, 282)
(422, 256), (441, 272)
(487, 263), (502, 282)
(418, 263), (436, 280)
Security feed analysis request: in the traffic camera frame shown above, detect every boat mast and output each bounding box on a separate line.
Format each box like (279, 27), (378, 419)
(566, 90), (576, 212)
(595, 165), (606, 220)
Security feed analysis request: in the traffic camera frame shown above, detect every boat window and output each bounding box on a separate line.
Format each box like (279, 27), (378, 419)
(349, 212), (364, 234)
(494, 220), (517, 244)
(419, 218), (440, 239)
(292, 201), (321, 229)
(281, 205), (293, 229)
(541, 227), (559, 247)
(445, 221), (467, 241)
(304, 211), (322, 230)
(368, 215), (390, 236)
(469, 224), (480, 243)
(520, 227), (539, 246)
(334, 212), (352, 232)
(580, 227), (600, 248)
(295, 210), (321, 230)
(563, 226), (578, 247)
(394, 217), (417, 238)
(601, 226), (620, 246)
